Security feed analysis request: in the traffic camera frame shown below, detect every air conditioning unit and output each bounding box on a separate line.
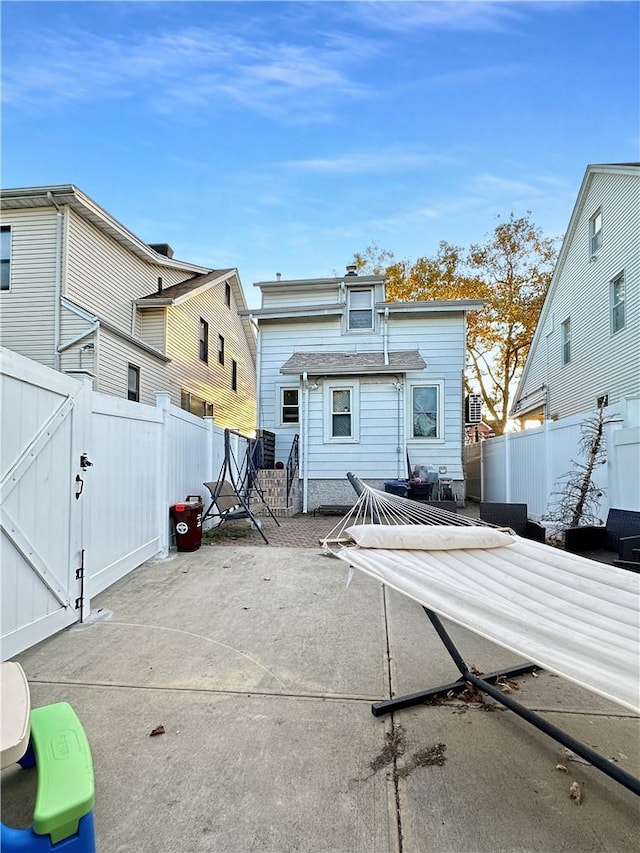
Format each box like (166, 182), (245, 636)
(465, 394), (482, 425)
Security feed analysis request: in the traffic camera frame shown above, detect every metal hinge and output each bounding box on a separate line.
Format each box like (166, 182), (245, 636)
(75, 597), (84, 610)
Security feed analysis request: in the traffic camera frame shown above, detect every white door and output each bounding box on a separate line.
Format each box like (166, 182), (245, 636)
(1, 349), (88, 659)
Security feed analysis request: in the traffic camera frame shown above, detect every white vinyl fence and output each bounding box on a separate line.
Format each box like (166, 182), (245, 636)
(464, 398), (640, 520)
(1, 347), (241, 659)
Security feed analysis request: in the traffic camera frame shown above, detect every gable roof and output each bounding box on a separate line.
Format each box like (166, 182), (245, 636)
(511, 162), (640, 414)
(137, 269), (235, 305)
(1, 184), (210, 274)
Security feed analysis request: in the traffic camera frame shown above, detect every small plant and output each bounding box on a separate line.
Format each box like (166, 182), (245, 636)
(543, 403), (614, 541)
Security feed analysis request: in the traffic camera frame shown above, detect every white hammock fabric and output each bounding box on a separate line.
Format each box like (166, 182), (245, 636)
(331, 483), (640, 714)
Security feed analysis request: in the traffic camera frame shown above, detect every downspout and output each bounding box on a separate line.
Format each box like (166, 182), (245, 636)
(47, 192), (63, 370)
(394, 378), (403, 478)
(302, 371), (310, 513)
(249, 315), (261, 428)
(383, 307), (389, 365)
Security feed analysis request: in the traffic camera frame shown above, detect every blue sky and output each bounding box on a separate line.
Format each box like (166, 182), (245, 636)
(2, 1), (638, 308)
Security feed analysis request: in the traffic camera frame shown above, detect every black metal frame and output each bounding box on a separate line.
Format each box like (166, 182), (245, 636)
(374, 606), (640, 797)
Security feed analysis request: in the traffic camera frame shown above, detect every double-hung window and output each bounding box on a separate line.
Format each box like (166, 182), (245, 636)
(411, 385), (439, 439)
(561, 317), (571, 364)
(1, 225), (11, 291)
(218, 334), (225, 365)
(611, 272), (625, 334)
(199, 318), (209, 362)
(281, 388), (299, 424)
(347, 288), (373, 330)
(324, 381), (359, 442)
(590, 209), (603, 256)
(127, 364), (140, 402)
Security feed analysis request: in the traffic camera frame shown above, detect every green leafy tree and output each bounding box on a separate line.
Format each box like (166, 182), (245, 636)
(353, 214), (558, 434)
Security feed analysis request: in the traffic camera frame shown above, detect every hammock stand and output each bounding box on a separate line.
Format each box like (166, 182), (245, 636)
(328, 474), (640, 797)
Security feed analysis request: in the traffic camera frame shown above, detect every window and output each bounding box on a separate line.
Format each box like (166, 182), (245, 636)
(1, 225), (10, 291)
(218, 334), (225, 365)
(561, 317), (571, 365)
(181, 390), (213, 417)
(225, 282), (231, 308)
(324, 381), (359, 442)
(281, 388), (299, 424)
(611, 272), (625, 334)
(597, 394), (609, 409)
(347, 288), (373, 330)
(127, 364), (140, 402)
(411, 386), (439, 439)
(590, 209), (602, 255)
(331, 388), (352, 437)
(231, 359), (237, 391)
(199, 318), (209, 362)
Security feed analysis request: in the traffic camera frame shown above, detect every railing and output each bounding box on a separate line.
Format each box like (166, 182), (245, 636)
(286, 434), (299, 503)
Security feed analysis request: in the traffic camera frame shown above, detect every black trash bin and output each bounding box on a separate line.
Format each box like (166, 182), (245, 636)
(170, 496), (203, 552)
(384, 480), (409, 498)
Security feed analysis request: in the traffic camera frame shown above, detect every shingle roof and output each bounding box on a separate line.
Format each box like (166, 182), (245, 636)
(139, 269), (234, 300)
(280, 350), (426, 375)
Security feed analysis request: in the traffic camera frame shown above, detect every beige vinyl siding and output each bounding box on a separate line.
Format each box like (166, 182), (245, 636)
(138, 308), (166, 353)
(517, 170), (639, 419)
(65, 207), (187, 332)
(97, 327), (169, 405)
(166, 283), (257, 434)
(0, 208), (59, 367)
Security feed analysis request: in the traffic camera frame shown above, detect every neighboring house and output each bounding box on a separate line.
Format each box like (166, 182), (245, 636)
(512, 163), (639, 425)
(242, 267), (483, 510)
(0, 185), (256, 433)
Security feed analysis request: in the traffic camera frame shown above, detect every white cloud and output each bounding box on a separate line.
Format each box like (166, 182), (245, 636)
(284, 148), (458, 174)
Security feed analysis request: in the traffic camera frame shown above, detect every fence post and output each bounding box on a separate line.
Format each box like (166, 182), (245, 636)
(204, 416), (215, 482)
(504, 431), (511, 502)
(155, 393), (171, 558)
(544, 418), (552, 517)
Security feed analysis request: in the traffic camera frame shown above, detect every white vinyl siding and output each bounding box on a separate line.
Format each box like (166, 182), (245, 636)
(258, 311), (466, 479)
(0, 208), (59, 367)
(515, 168), (639, 420)
(138, 309), (166, 353)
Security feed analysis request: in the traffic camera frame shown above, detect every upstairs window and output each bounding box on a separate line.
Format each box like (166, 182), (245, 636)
(347, 288), (373, 330)
(218, 334), (225, 365)
(281, 388), (299, 424)
(1, 225), (11, 291)
(411, 385), (439, 439)
(611, 272), (625, 334)
(199, 318), (209, 362)
(127, 364), (140, 402)
(590, 209), (602, 256)
(225, 282), (231, 307)
(231, 359), (237, 391)
(561, 317), (571, 364)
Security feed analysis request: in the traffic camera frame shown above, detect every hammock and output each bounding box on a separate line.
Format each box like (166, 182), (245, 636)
(329, 475), (640, 795)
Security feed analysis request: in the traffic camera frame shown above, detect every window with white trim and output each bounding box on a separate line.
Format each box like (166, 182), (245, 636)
(561, 317), (571, 365)
(324, 381), (359, 442)
(411, 385), (439, 439)
(611, 271), (625, 334)
(347, 287), (373, 330)
(281, 387), (299, 425)
(590, 209), (602, 256)
(1, 225), (10, 291)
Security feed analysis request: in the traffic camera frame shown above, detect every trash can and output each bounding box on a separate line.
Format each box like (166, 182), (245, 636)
(170, 496), (203, 552)
(384, 480), (409, 498)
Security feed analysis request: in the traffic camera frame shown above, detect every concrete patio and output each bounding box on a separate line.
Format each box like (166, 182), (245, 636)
(2, 521), (639, 852)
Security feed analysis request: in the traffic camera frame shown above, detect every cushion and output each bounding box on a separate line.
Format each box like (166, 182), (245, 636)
(346, 524), (515, 551)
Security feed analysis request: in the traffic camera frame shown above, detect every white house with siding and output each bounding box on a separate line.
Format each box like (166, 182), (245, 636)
(512, 163), (639, 424)
(242, 268), (483, 510)
(0, 185), (257, 434)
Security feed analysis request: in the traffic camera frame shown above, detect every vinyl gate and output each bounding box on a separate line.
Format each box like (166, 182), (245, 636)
(1, 350), (88, 658)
